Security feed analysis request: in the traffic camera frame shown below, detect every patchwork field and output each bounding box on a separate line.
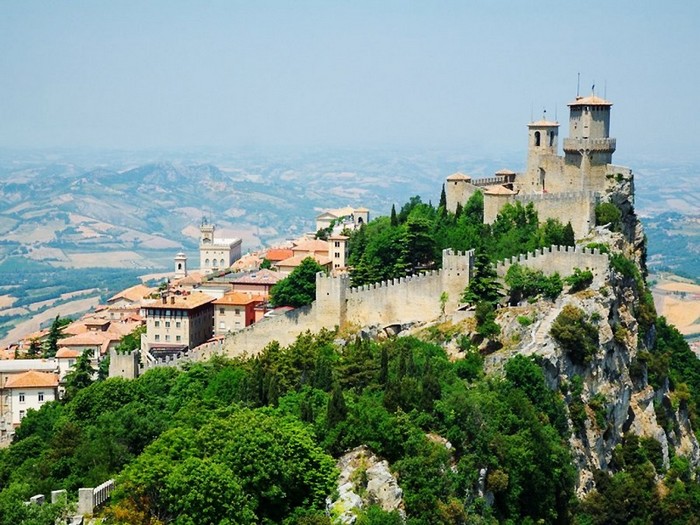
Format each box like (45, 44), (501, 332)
(652, 277), (700, 337)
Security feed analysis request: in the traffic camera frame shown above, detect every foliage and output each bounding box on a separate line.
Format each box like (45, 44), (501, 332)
(505, 263), (562, 304)
(462, 251), (501, 306)
(270, 257), (325, 307)
(550, 305), (599, 365)
(260, 257), (273, 270)
(565, 267), (594, 293)
(43, 315), (71, 358)
(63, 351), (95, 400)
(595, 202), (622, 230)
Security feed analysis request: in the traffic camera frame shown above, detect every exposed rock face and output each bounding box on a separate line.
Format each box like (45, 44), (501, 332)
(483, 173), (700, 495)
(329, 446), (405, 524)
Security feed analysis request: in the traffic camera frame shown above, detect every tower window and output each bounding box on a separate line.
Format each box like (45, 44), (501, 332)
(549, 131), (555, 147)
(177, 263), (182, 270)
(534, 131), (541, 147)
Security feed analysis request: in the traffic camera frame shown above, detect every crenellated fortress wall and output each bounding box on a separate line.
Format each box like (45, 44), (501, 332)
(495, 244), (610, 285)
(215, 249), (474, 358)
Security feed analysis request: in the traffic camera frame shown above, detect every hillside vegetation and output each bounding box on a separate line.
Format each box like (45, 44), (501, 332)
(2, 194), (700, 524)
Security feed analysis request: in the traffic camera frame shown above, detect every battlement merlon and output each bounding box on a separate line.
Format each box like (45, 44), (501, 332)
(563, 137), (616, 153)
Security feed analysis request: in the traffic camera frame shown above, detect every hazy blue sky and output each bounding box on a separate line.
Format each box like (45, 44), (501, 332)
(1, 1), (698, 159)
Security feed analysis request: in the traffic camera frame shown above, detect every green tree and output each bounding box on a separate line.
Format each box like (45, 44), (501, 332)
(44, 316), (70, 358)
(260, 258), (273, 270)
(270, 257), (325, 307)
(462, 251), (501, 306)
(390, 204), (398, 227)
(63, 351), (95, 400)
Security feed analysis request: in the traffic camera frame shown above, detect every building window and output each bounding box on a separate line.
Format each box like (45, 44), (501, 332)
(220, 258), (225, 266)
(176, 335), (181, 342)
(155, 335), (160, 341)
(38, 392), (44, 402)
(19, 410), (25, 420)
(334, 241), (340, 247)
(19, 393), (25, 403)
(335, 252), (340, 258)
(155, 321), (160, 327)
(165, 335), (170, 342)
(219, 321), (225, 330)
(176, 321), (181, 328)
(165, 321), (170, 328)
(219, 308), (225, 314)
(235, 309), (240, 315)
(534, 130), (541, 147)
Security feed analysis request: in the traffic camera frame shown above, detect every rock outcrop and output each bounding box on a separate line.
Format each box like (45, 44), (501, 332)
(328, 446), (405, 524)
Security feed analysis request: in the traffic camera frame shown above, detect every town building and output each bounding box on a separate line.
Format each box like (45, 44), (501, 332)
(315, 206), (370, 232)
(199, 220), (242, 274)
(2, 370), (59, 430)
(213, 292), (264, 335)
(142, 292), (215, 352)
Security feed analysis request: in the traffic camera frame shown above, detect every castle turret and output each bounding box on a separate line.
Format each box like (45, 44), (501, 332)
(445, 172), (474, 213)
(563, 94), (616, 190)
(526, 118), (560, 193)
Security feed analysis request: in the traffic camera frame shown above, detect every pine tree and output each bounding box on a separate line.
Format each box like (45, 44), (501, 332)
(439, 183), (447, 209)
(64, 351), (95, 399)
(44, 315), (65, 358)
(390, 204), (398, 227)
(462, 251), (501, 306)
(326, 383), (348, 428)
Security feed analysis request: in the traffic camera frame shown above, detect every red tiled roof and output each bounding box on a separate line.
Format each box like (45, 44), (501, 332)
(265, 248), (294, 262)
(5, 370), (59, 389)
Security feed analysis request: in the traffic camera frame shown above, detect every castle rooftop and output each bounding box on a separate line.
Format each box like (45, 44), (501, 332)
(528, 119), (559, 127)
(483, 185), (517, 196)
(446, 172), (471, 181)
(568, 95), (612, 106)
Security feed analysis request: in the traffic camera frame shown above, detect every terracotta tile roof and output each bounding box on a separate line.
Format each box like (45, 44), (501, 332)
(171, 272), (204, 287)
(353, 207), (370, 212)
(446, 172), (471, 181)
(108, 284), (155, 304)
(328, 234), (349, 240)
(292, 239), (330, 254)
(213, 292), (264, 306)
(483, 185), (517, 196)
(5, 370), (59, 389)
(59, 332), (118, 347)
(276, 254), (332, 268)
(56, 348), (82, 358)
(230, 269), (284, 285)
(568, 95), (612, 106)
(495, 169), (517, 176)
(265, 248), (294, 262)
(144, 291), (215, 310)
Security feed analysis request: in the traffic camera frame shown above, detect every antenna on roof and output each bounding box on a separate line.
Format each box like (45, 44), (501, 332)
(576, 72), (580, 98)
(542, 107), (547, 120)
(592, 82), (595, 96)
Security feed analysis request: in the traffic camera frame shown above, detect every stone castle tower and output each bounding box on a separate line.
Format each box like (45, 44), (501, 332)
(562, 95), (616, 191)
(445, 90), (624, 239)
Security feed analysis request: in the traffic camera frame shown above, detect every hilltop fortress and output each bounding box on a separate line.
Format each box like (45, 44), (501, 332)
(446, 93), (630, 238)
(107, 90), (633, 371)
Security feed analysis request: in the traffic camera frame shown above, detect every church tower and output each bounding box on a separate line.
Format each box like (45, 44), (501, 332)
(563, 93), (615, 190)
(174, 252), (188, 278)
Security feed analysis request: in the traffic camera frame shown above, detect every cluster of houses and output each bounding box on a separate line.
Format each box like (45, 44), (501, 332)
(0, 205), (369, 438)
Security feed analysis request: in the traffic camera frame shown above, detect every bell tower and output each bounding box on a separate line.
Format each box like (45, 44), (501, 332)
(174, 252), (188, 278)
(524, 114), (559, 193)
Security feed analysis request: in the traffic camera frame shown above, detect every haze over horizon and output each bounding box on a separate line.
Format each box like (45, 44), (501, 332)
(2, 1), (699, 161)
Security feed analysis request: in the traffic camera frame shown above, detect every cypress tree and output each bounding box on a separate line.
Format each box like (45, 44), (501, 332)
(439, 183), (447, 209)
(390, 204), (398, 227)
(327, 383), (348, 428)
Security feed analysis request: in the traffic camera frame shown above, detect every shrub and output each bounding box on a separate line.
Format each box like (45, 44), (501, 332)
(565, 267), (594, 293)
(585, 242), (610, 254)
(517, 315), (534, 327)
(550, 305), (599, 365)
(505, 264), (563, 304)
(595, 202), (622, 230)
(588, 393), (608, 429)
(610, 253), (637, 279)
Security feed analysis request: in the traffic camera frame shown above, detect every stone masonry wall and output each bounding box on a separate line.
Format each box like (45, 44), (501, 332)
(216, 249), (474, 359)
(496, 245), (610, 286)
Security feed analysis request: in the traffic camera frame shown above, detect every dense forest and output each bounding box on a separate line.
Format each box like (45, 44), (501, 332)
(2, 194), (700, 524)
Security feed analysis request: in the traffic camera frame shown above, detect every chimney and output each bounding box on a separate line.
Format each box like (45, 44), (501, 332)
(162, 295), (167, 304)
(170, 296), (175, 305)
